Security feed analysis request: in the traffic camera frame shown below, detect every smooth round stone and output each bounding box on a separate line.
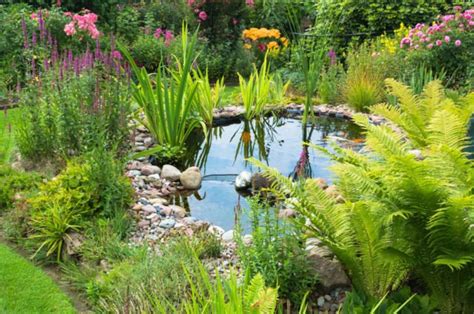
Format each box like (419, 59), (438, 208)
(142, 205), (157, 214)
(182, 217), (198, 224)
(180, 167), (202, 190)
(170, 205), (187, 218)
(159, 218), (176, 229)
(221, 230), (235, 242)
(141, 165), (161, 176)
(161, 165), (182, 182)
(208, 225), (225, 236)
(127, 170), (141, 177)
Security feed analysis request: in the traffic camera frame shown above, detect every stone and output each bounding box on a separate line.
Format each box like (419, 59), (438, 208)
(308, 256), (351, 292)
(159, 206), (172, 216)
(324, 295), (332, 302)
(127, 170), (141, 177)
(251, 173), (273, 193)
(138, 220), (150, 228)
(63, 232), (84, 256)
(135, 145), (147, 152)
(170, 205), (188, 218)
(221, 230), (235, 242)
(144, 137), (153, 146)
(132, 203), (142, 212)
(317, 296), (325, 307)
(208, 225), (225, 236)
(146, 213), (160, 222)
(182, 217), (198, 224)
(408, 149), (424, 160)
(235, 171), (252, 190)
(278, 208), (297, 219)
(307, 245), (333, 258)
(309, 177), (328, 189)
(180, 167), (202, 190)
(138, 197), (151, 205)
(150, 197), (169, 206)
(142, 205), (157, 214)
(159, 218), (176, 229)
(127, 161), (144, 170)
(161, 165), (182, 182)
(243, 234), (253, 246)
(141, 165), (161, 176)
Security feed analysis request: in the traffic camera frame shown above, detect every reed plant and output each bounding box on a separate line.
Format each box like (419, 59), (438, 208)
(238, 53), (272, 120)
(189, 69), (225, 126)
(121, 24), (205, 150)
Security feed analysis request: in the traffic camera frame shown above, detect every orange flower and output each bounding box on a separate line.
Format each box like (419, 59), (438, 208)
(267, 41), (279, 50)
(280, 37), (289, 47)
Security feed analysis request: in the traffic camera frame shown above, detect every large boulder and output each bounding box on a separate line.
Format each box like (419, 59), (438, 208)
(161, 165), (182, 182)
(180, 167), (202, 190)
(307, 248), (350, 291)
(251, 173), (273, 193)
(141, 165), (161, 176)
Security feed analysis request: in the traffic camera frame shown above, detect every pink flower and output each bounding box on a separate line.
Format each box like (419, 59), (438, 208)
(427, 43), (434, 49)
(469, 20), (474, 26)
(258, 43), (266, 52)
(444, 35), (450, 43)
(64, 21), (76, 36)
(455, 39), (462, 46)
(30, 12), (38, 20)
(436, 39), (443, 46)
(112, 50), (122, 59)
(442, 14), (455, 22)
(187, 0), (195, 6)
(164, 30), (173, 46)
(232, 18), (239, 25)
(64, 11), (73, 17)
(198, 11), (208, 21)
(246, 0), (255, 7)
(154, 28), (163, 39)
(454, 6), (462, 12)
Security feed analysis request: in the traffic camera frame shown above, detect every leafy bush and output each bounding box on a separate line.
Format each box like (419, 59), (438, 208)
(236, 198), (318, 306)
(131, 34), (173, 72)
(312, 0), (453, 50)
(319, 63), (343, 104)
(253, 80), (474, 312)
(0, 166), (42, 212)
(400, 8), (474, 89)
(28, 151), (133, 260)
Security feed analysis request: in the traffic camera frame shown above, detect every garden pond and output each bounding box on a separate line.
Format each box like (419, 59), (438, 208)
(171, 115), (364, 230)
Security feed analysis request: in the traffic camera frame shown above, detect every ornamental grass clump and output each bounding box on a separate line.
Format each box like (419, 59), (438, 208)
(121, 24), (205, 151)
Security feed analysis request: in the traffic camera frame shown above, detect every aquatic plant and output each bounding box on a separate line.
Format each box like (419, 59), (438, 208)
(238, 53), (272, 120)
(121, 24), (205, 150)
(189, 69), (225, 126)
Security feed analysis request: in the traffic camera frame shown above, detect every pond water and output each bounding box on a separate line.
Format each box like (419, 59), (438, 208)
(172, 115), (363, 231)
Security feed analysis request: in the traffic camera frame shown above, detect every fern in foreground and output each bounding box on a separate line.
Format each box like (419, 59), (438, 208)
(251, 80), (474, 312)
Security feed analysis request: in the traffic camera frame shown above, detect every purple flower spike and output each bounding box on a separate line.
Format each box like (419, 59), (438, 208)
(31, 31), (37, 48)
(21, 17), (29, 49)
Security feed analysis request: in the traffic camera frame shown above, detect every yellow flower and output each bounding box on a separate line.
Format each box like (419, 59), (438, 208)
(280, 37), (289, 47)
(244, 43), (252, 49)
(267, 41), (279, 50)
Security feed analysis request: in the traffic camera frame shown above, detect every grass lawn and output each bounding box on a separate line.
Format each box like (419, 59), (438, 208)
(0, 108), (20, 164)
(0, 243), (75, 314)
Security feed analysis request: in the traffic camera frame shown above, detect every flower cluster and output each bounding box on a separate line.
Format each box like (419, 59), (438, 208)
(153, 28), (174, 47)
(64, 11), (100, 39)
(242, 27), (288, 53)
(400, 7), (473, 50)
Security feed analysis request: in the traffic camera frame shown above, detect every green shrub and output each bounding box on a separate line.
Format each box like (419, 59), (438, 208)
(0, 166), (42, 212)
(236, 198), (318, 306)
(28, 151), (133, 261)
(16, 71), (131, 162)
(131, 35), (170, 72)
(319, 63), (343, 104)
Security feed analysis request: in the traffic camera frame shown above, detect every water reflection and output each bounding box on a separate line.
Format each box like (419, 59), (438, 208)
(174, 115), (363, 230)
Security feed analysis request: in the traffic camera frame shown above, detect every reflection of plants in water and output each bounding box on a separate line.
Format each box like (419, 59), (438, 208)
(290, 123), (314, 180)
(232, 116), (283, 165)
(310, 116), (363, 140)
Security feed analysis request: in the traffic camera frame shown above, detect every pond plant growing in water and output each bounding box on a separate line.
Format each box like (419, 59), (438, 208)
(120, 24), (206, 152)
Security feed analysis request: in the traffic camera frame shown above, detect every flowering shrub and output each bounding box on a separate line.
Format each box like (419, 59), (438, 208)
(399, 7), (474, 88)
(153, 28), (174, 47)
(63, 10), (100, 39)
(242, 27), (288, 54)
(400, 7), (473, 50)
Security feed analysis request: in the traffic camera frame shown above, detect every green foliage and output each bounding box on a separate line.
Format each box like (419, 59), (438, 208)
(269, 73), (290, 105)
(121, 24), (205, 151)
(114, 6), (141, 44)
(329, 80), (473, 311)
(28, 151), (133, 261)
(0, 243), (75, 313)
(16, 71), (131, 162)
(189, 68), (226, 126)
(319, 63), (344, 104)
(343, 45), (384, 112)
(236, 198), (318, 306)
(404, 64), (446, 95)
(312, 0), (452, 50)
(0, 166), (42, 212)
(238, 53), (273, 120)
